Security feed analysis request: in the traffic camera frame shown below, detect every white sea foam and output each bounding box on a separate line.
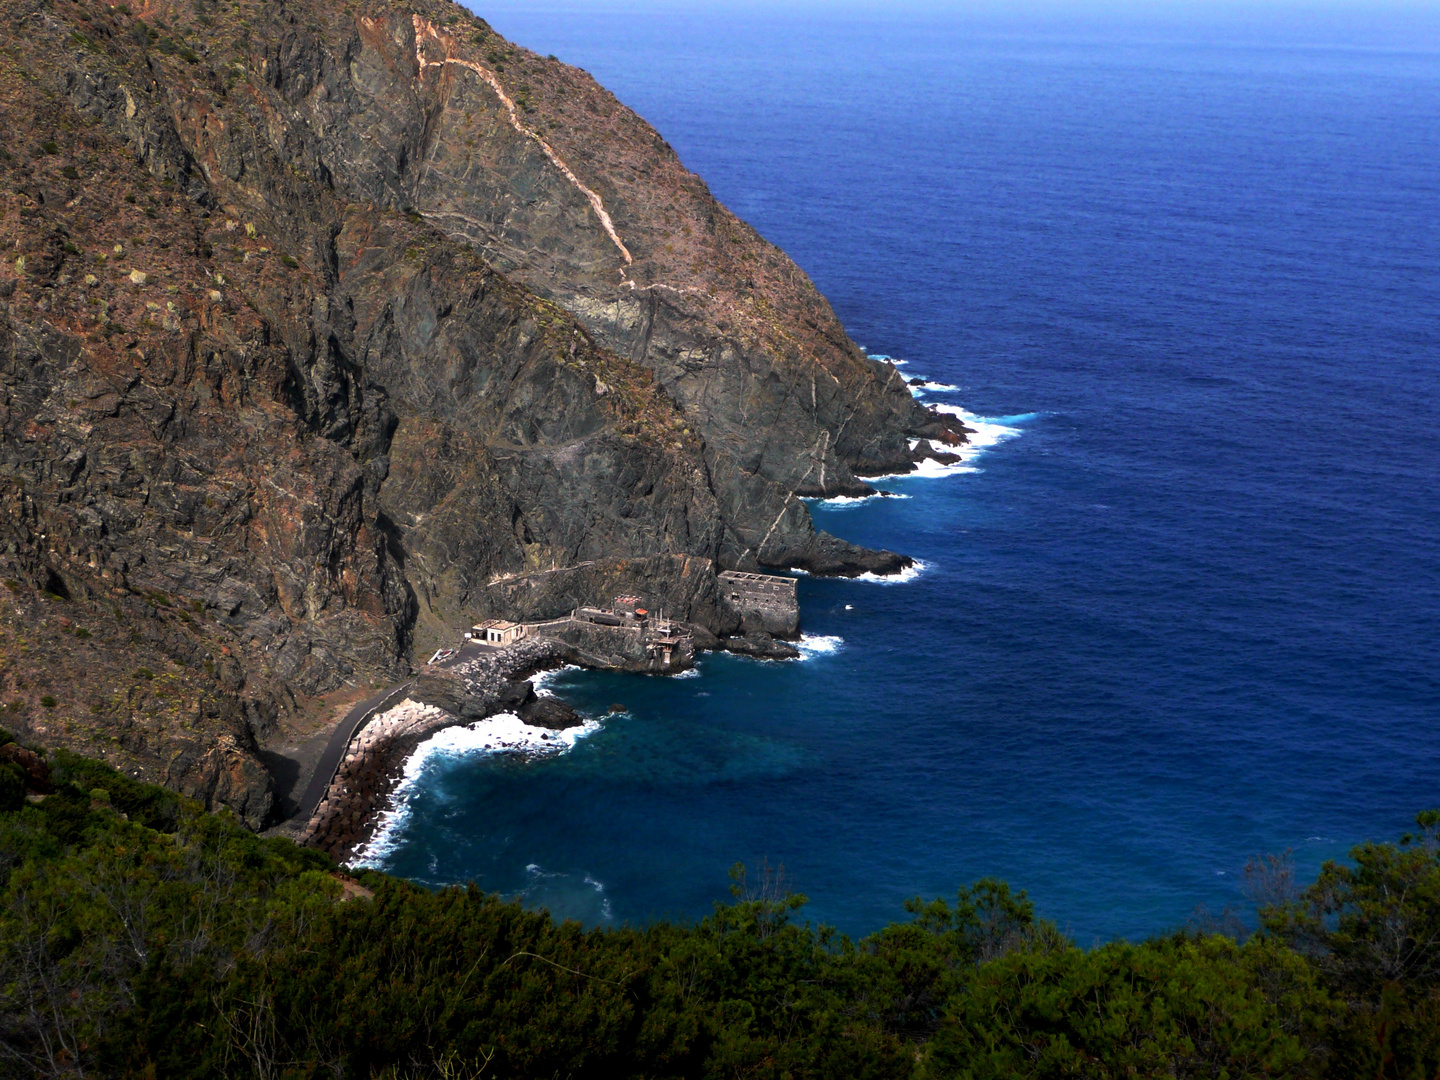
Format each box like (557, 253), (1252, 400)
(807, 492), (911, 510)
(862, 407), (1029, 481)
(852, 558), (928, 584)
(861, 457), (979, 481)
(796, 633), (844, 659)
(936, 405), (1040, 426)
(909, 380), (960, 396)
(530, 664), (582, 697)
(932, 406), (1025, 454)
(349, 711), (601, 869)
(671, 667), (701, 678)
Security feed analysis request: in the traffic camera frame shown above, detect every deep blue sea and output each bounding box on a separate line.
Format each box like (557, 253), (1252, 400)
(361, 3), (1440, 942)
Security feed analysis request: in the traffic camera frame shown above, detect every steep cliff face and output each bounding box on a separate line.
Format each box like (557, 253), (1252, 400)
(0, 0), (965, 825)
(312, 12), (940, 503)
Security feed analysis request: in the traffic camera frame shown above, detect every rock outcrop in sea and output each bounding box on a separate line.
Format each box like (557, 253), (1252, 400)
(0, 0), (969, 827)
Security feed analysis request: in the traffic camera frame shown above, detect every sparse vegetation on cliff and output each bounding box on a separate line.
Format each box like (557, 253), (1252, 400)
(0, 0), (930, 824)
(3, 732), (1439, 1078)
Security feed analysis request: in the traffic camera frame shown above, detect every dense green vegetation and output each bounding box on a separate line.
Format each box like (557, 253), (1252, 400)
(2, 727), (1439, 1078)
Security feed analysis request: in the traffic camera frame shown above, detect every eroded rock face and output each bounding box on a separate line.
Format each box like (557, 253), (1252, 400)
(0, 0), (964, 825)
(408, 666), (530, 720)
(233, 8), (946, 506)
(471, 554), (742, 633)
(164, 731), (273, 830)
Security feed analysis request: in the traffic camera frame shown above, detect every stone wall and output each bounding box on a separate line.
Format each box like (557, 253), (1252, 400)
(718, 571), (800, 638)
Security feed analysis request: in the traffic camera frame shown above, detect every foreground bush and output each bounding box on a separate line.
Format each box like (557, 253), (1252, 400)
(2, 730), (1437, 1078)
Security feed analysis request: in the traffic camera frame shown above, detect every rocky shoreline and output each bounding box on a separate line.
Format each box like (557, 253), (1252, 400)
(289, 610), (817, 861)
(292, 638), (568, 858)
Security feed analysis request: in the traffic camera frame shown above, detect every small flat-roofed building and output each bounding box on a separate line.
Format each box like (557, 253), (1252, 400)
(472, 619), (527, 645)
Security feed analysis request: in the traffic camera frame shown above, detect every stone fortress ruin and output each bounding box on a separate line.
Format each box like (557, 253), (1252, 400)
(718, 570), (800, 638)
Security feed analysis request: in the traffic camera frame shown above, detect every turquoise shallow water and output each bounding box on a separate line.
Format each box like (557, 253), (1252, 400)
(359, 4), (1440, 941)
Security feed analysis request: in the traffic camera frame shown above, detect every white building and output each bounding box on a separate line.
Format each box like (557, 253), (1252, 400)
(472, 619), (527, 645)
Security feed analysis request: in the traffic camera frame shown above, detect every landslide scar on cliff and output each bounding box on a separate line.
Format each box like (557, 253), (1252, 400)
(406, 15), (634, 269)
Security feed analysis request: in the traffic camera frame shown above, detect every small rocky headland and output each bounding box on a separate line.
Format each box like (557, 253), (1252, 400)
(287, 570), (807, 859)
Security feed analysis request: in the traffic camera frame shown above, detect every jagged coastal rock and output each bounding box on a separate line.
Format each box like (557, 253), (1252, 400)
(0, 0), (969, 828)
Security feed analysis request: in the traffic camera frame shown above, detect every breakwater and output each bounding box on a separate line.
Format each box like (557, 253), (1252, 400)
(298, 639), (564, 859)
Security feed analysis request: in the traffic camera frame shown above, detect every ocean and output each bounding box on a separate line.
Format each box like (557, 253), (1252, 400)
(356, 3), (1440, 942)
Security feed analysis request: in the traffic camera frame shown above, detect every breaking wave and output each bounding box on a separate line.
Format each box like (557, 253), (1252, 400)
(852, 559), (928, 584)
(858, 408), (1031, 481)
(349, 711), (602, 869)
(807, 492), (912, 510)
(796, 633), (845, 659)
(530, 665), (583, 697)
(909, 380), (961, 396)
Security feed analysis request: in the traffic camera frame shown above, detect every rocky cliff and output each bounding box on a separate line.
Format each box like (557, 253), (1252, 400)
(0, 0), (967, 827)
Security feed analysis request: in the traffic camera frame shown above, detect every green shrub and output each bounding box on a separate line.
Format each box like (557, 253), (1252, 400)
(2, 742), (1438, 1080)
(0, 762), (24, 811)
(49, 749), (181, 831)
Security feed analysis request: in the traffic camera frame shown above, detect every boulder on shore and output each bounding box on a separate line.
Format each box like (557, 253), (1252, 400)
(520, 698), (586, 730)
(723, 633), (802, 661)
